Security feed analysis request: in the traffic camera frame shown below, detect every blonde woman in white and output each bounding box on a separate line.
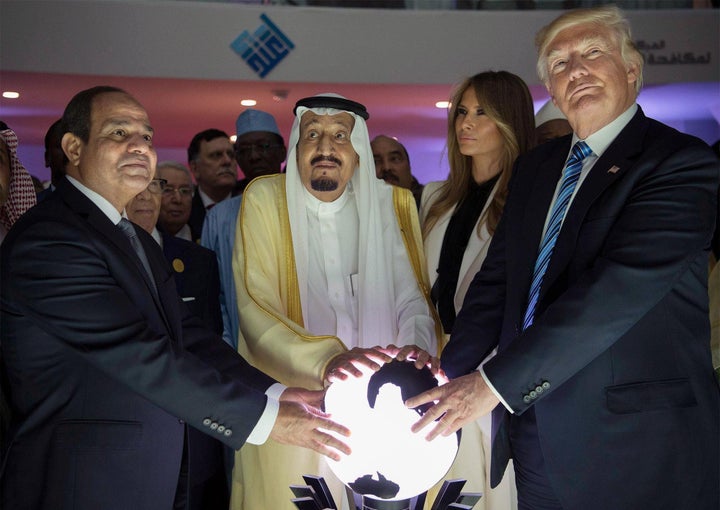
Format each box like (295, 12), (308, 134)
(421, 71), (536, 510)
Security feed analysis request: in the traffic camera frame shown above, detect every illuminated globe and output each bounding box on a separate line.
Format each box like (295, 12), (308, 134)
(324, 360), (460, 502)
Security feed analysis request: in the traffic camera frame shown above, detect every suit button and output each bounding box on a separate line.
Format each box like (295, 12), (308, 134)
(224, 429), (232, 437)
(217, 425), (225, 433)
(529, 390), (537, 399)
(542, 381), (550, 389)
(179, 419), (185, 424)
(210, 422), (219, 430)
(202, 418), (212, 426)
(535, 385), (543, 394)
(523, 395), (531, 403)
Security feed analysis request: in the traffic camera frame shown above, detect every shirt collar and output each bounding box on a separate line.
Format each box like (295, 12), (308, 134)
(197, 186), (231, 209)
(574, 103), (638, 158)
(66, 174), (123, 225)
(151, 227), (162, 246)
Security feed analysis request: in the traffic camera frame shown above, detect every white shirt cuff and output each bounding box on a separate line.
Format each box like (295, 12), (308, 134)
(245, 383), (287, 445)
(479, 366), (514, 414)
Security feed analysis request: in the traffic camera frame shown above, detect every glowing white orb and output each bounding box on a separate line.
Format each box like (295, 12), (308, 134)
(324, 360), (459, 501)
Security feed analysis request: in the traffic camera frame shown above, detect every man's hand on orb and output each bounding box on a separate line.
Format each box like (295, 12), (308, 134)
(404, 371), (500, 441)
(384, 343), (441, 375)
(323, 346), (394, 384)
(271, 389), (351, 461)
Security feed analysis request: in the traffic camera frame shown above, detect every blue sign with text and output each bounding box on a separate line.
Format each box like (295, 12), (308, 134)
(230, 14), (295, 79)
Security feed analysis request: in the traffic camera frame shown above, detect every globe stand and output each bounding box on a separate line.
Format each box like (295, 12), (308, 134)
(345, 485), (426, 510)
(290, 476), (481, 510)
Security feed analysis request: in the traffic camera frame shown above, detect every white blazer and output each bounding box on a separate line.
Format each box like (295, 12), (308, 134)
(420, 180), (499, 319)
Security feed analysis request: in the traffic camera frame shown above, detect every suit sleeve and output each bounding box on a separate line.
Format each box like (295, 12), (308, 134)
(3, 218), (274, 449)
(485, 137), (719, 414)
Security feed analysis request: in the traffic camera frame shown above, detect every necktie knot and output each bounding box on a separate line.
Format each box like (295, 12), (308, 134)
(569, 140), (593, 167)
(117, 218), (137, 239)
(117, 218), (157, 294)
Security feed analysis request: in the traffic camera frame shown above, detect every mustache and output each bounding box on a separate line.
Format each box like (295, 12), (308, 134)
(120, 155), (150, 166)
(311, 155), (342, 166)
(380, 170), (399, 183)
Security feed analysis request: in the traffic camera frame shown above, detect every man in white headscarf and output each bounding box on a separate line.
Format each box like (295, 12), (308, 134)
(0, 123), (37, 244)
(230, 94), (441, 510)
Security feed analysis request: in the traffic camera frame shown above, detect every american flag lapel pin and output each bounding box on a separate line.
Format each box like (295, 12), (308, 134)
(608, 165), (620, 174)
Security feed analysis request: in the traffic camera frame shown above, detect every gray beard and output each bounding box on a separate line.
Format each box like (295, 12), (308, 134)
(311, 178), (338, 192)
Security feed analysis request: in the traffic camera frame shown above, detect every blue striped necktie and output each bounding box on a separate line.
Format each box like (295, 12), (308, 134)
(522, 141), (593, 330)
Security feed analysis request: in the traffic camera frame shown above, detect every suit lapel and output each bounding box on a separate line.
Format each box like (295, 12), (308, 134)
(58, 178), (175, 334)
(540, 109), (648, 299)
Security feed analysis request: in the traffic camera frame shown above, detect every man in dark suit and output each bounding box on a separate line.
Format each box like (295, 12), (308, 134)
(127, 174), (226, 509)
(0, 86), (350, 510)
(186, 129), (238, 242)
(408, 6), (719, 510)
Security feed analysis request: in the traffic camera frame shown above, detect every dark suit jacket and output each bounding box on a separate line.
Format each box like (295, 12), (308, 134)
(187, 190), (207, 243)
(0, 177), (276, 510)
(442, 108), (720, 510)
(188, 187), (241, 244)
(162, 232), (222, 336)
(36, 186), (54, 203)
(160, 231), (227, 509)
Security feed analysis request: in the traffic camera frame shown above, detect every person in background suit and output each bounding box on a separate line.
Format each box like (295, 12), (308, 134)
(0, 86), (350, 510)
(420, 70), (536, 510)
(187, 129), (237, 242)
(157, 161), (196, 242)
(127, 174), (226, 509)
(37, 118), (68, 202)
(408, 6), (719, 510)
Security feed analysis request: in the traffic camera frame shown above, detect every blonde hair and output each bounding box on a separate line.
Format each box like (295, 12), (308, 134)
(535, 5), (644, 93)
(422, 71), (536, 239)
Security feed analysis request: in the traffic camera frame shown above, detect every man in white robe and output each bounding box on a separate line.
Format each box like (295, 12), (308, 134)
(230, 94), (440, 510)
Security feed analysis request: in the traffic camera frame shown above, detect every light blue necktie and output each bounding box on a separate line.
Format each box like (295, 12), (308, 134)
(117, 218), (157, 294)
(522, 141), (593, 330)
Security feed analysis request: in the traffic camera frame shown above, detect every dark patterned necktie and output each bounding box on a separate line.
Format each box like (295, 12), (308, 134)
(117, 218), (157, 294)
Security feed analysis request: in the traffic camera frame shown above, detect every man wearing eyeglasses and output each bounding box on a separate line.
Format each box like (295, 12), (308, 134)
(157, 161), (195, 241)
(127, 173), (226, 510)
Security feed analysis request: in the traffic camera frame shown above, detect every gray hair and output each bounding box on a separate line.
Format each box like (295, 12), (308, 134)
(157, 161), (191, 176)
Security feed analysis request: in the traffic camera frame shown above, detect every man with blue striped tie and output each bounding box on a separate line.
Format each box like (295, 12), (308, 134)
(407, 6), (719, 510)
